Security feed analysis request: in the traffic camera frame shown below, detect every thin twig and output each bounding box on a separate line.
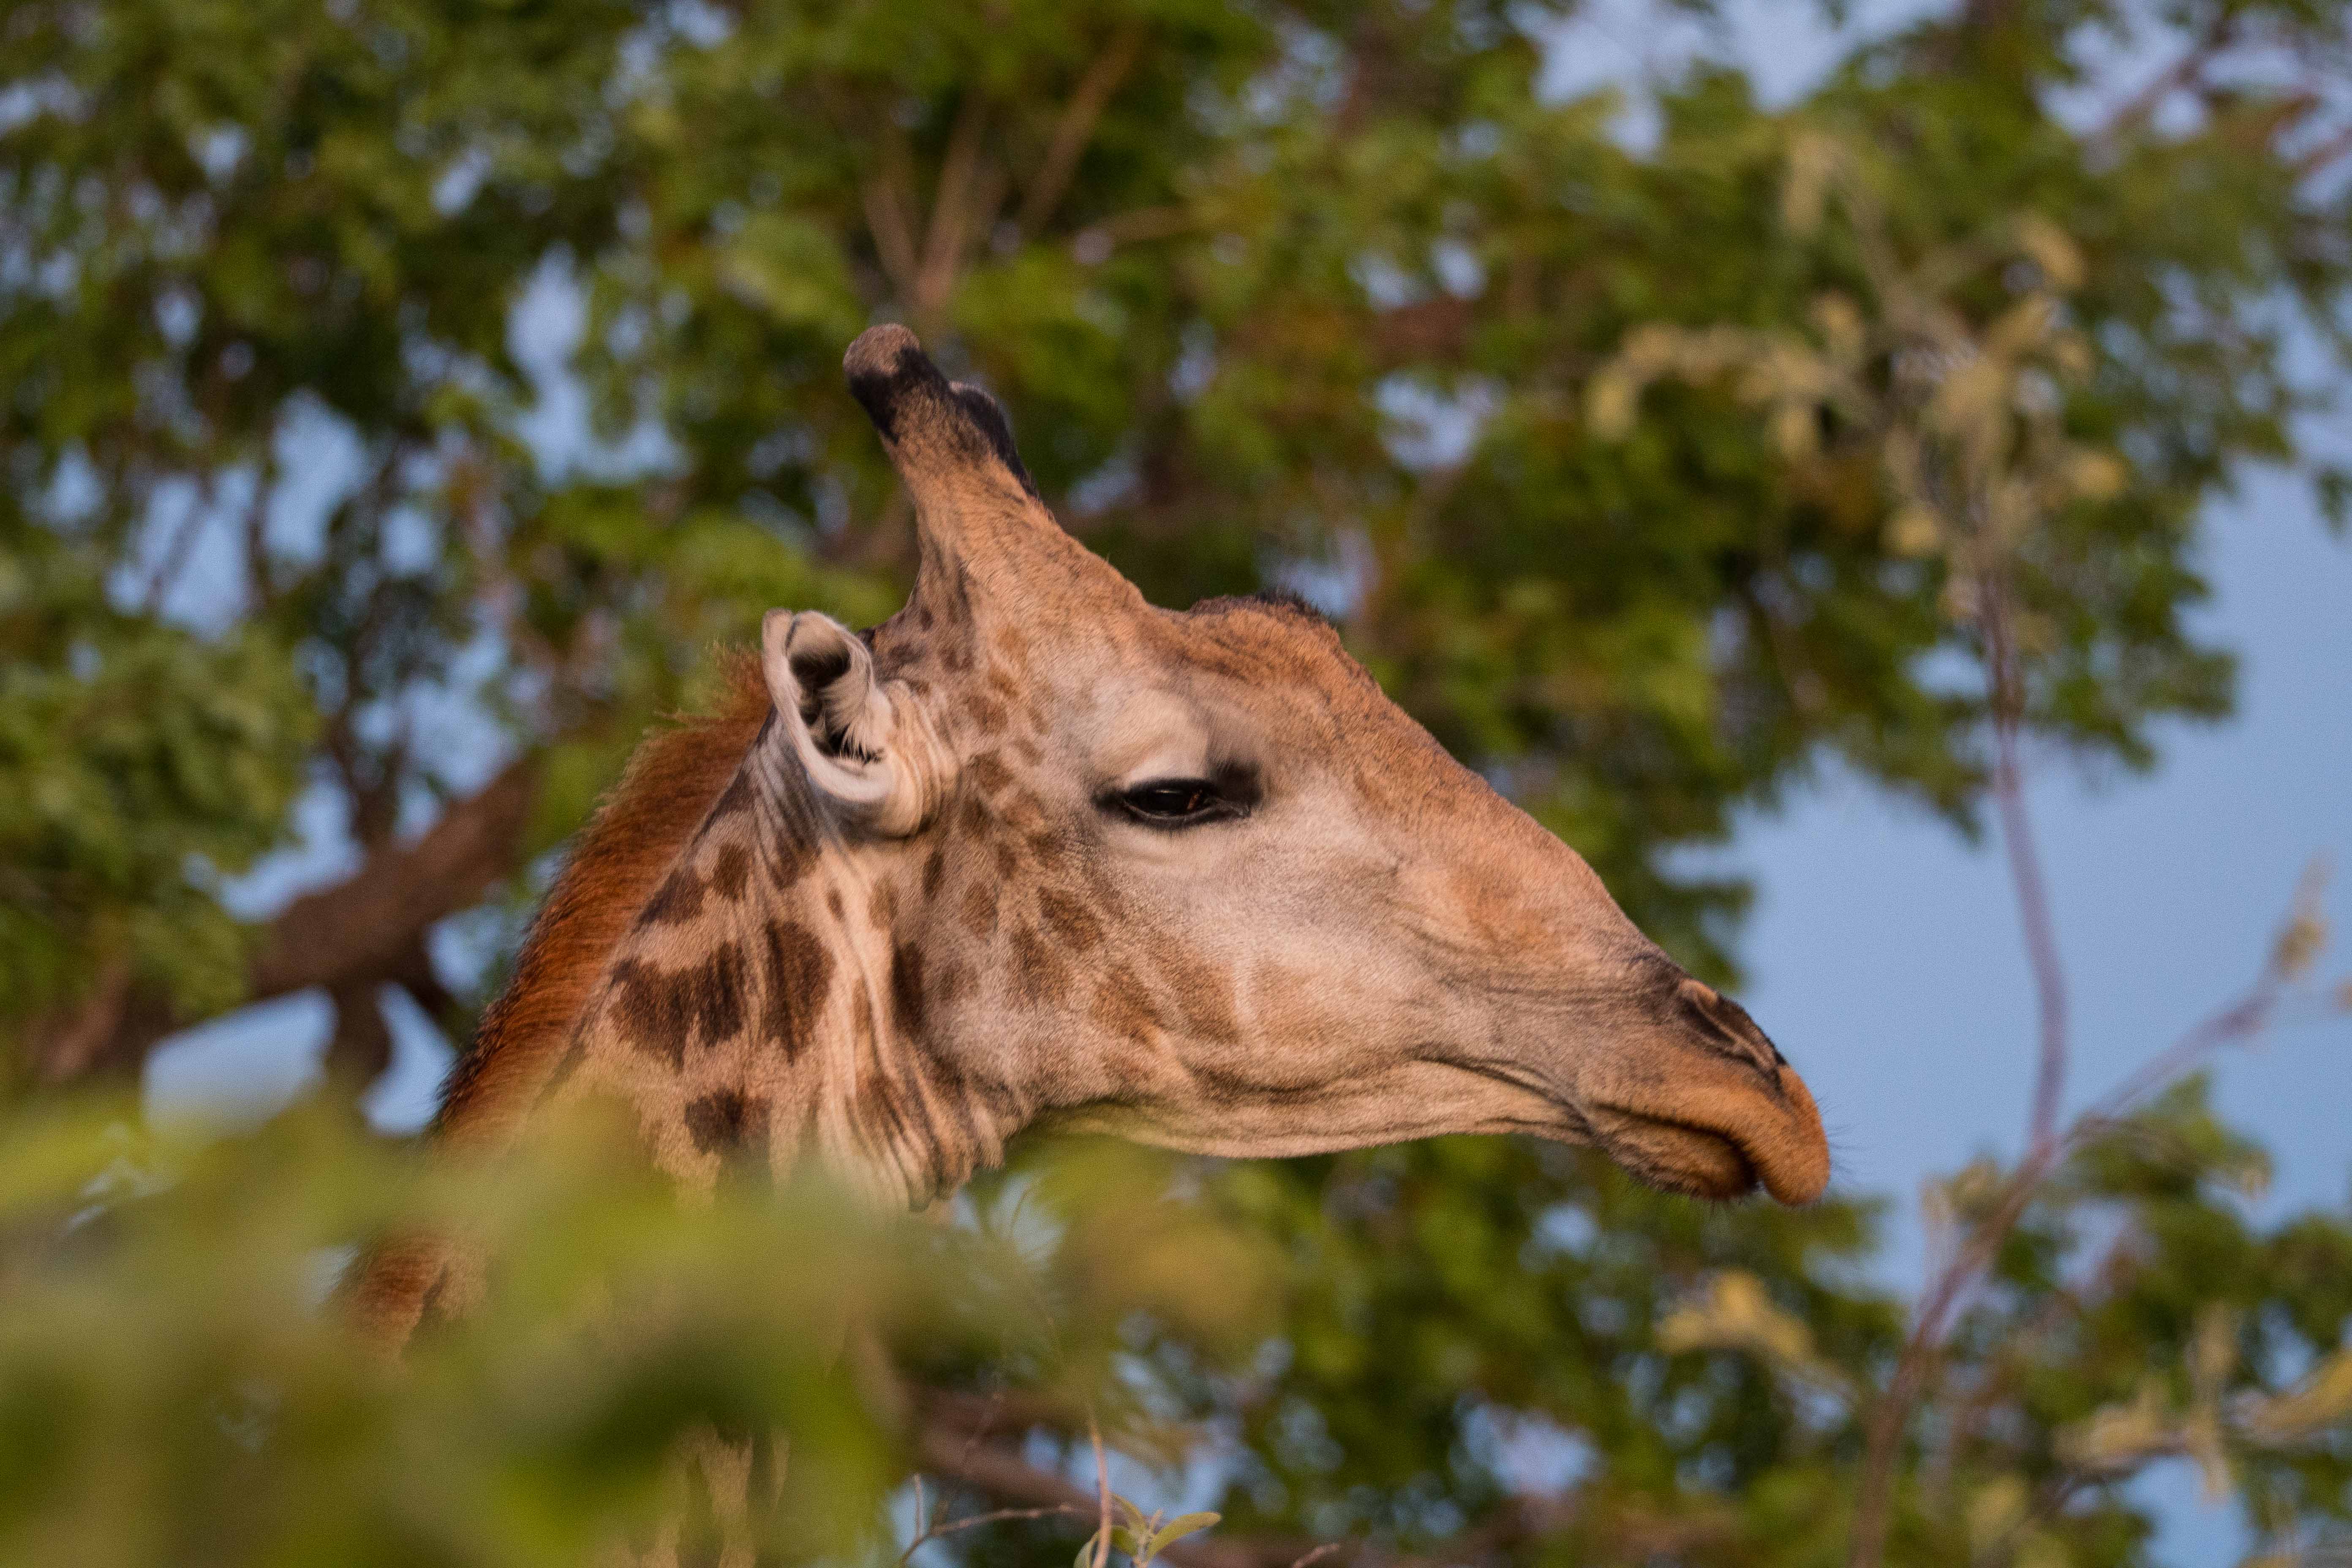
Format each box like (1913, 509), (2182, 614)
(1983, 590), (2070, 1156)
(2090, 14), (2235, 156)
(955, 1385), (1007, 1477)
(1089, 1412), (1113, 1568)
(898, 1500), (1089, 1566)
(862, 121), (923, 298)
(2291, 120), (2352, 180)
(1845, 586), (2307, 1568)
(1845, 904), (2298, 1568)
(1852, 605), (2055, 1563)
(141, 476), (212, 616)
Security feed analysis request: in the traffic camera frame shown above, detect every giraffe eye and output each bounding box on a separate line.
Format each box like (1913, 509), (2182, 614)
(1108, 777), (1249, 828)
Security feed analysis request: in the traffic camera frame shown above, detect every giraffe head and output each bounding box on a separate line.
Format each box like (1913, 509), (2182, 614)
(737, 325), (1829, 1206)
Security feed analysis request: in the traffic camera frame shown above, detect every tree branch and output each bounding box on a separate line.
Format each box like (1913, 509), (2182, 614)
(31, 758), (540, 1084)
(1982, 589), (2069, 1156)
(1087, 1413), (1111, 1568)
(2091, 15), (2235, 155)
(249, 758), (537, 999)
(2291, 120), (2352, 180)
(900, 1502), (1089, 1566)
(1017, 22), (1147, 237)
(32, 953), (135, 1082)
(914, 1425), (1313, 1568)
(140, 475), (213, 617)
(1844, 884), (2299, 1568)
(863, 123), (923, 299)
(913, 90), (1004, 326)
(912, 1407), (1590, 1568)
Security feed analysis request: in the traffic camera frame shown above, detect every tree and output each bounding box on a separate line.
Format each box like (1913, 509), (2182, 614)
(3, 0), (2351, 1563)
(19, 0), (2347, 1080)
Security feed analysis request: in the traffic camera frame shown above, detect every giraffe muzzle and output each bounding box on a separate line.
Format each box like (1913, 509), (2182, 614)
(1584, 1057), (1830, 1205)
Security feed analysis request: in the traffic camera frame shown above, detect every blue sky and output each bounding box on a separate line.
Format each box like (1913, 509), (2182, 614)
(1734, 457), (2352, 1257)
(1723, 425), (2351, 1568)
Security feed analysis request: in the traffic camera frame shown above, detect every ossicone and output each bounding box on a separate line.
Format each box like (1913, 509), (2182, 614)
(842, 324), (1037, 501)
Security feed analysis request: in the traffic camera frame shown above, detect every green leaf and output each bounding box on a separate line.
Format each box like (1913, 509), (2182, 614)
(1153, 1511), (1221, 1547)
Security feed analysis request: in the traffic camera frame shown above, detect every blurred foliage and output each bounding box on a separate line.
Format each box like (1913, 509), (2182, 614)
(0, 1097), (1275, 1565)
(0, 540), (314, 1047)
(2, 1076), (2348, 1565)
(5, 0), (2352, 1563)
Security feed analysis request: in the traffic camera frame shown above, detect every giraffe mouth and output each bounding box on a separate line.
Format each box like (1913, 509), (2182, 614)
(1582, 1063), (1830, 1205)
(1586, 1106), (1761, 1200)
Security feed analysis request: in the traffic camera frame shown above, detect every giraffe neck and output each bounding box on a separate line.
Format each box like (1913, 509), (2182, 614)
(552, 725), (1030, 1208)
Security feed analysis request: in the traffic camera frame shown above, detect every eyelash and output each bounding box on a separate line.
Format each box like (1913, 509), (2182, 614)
(1107, 777), (1252, 828)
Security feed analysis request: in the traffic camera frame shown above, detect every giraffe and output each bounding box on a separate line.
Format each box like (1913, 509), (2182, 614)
(352, 322), (1829, 1347)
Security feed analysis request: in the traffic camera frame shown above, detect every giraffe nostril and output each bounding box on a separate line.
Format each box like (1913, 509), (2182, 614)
(1672, 977), (1784, 1079)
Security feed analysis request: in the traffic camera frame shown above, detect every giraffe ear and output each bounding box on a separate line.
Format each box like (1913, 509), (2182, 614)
(761, 610), (945, 836)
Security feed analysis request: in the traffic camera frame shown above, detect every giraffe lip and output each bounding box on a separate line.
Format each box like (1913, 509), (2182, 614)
(1422, 1052), (1829, 1203)
(1586, 1105), (1762, 1201)
(1582, 1064), (1830, 1206)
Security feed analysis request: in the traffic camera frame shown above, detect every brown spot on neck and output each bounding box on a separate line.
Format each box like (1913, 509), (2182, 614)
(710, 842), (751, 902)
(888, 941), (929, 1041)
(759, 919), (833, 1063)
(1147, 934), (1241, 1044)
(636, 865), (706, 927)
(961, 882), (998, 939)
(609, 944), (749, 1071)
(684, 1089), (771, 1166)
(967, 751), (1013, 796)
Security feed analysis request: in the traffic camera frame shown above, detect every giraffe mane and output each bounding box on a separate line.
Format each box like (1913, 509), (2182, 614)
(1190, 586), (1334, 626)
(433, 646), (773, 1150)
